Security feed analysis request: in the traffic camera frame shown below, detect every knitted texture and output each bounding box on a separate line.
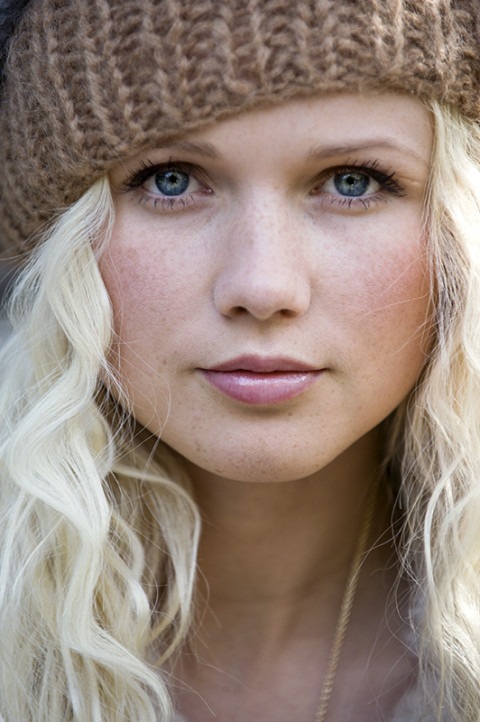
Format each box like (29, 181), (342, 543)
(1, 0), (480, 254)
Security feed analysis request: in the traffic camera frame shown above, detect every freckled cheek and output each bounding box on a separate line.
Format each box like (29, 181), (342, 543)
(332, 240), (432, 354)
(99, 242), (203, 367)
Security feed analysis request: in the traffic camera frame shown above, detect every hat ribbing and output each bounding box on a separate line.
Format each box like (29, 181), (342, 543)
(1, 0), (480, 254)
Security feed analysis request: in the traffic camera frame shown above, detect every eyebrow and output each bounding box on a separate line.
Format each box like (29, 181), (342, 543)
(161, 140), (220, 158)
(157, 138), (428, 165)
(305, 140), (428, 165)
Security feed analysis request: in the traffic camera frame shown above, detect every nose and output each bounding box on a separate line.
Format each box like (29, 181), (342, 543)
(213, 197), (311, 321)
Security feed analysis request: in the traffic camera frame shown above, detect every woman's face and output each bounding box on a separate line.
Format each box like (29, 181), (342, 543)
(101, 93), (432, 483)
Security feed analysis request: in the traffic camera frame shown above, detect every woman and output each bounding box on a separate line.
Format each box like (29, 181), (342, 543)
(0, 1), (479, 720)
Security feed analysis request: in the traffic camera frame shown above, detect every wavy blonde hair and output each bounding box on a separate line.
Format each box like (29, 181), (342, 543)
(384, 100), (480, 721)
(0, 99), (480, 721)
(0, 181), (200, 721)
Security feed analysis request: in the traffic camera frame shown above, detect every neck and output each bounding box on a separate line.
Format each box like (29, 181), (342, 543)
(170, 429), (413, 722)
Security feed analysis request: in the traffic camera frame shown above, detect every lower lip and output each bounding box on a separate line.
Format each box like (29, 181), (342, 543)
(199, 369), (323, 405)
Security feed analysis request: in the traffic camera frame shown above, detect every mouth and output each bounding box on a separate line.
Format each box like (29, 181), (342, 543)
(198, 355), (324, 405)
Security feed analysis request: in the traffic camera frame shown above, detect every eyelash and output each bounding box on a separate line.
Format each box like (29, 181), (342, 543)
(313, 159), (406, 210)
(122, 159), (211, 211)
(120, 158), (406, 213)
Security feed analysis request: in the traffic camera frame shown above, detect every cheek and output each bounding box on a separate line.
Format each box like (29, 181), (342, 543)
(100, 241), (200, 342)
(354, 250), (428, 332)
(337, 246), (432, 419)
(326, 216), (431, 352)
(98, 243), (189, 410)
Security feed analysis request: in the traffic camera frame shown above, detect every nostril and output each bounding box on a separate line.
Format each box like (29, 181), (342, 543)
(214, 279), (311, 320)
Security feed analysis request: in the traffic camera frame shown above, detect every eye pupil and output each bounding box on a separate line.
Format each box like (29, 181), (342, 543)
(154, 169), (189, 196)
(334, 171), (370, 197)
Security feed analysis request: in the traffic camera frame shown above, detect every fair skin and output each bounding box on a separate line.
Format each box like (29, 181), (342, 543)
(101, 93), (433, 721)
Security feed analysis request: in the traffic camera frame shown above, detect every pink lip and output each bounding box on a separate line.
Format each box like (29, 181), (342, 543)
(198, 356), (324, 405)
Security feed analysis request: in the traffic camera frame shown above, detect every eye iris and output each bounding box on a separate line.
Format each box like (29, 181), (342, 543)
(334, 171), (370, 197)
(154, 169), (189, 196)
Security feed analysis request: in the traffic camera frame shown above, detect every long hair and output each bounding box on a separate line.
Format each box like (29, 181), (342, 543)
(0, 99), (480, 721)
(0, 180), (200, 721)
(384, 100), (480, 721)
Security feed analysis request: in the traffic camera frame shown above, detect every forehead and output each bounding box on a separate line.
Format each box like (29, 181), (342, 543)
(113, 92), (432, 180)
(196, 93), (430, 151)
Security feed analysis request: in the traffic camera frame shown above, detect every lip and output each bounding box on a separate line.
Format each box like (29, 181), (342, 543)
(198, 355), (324, 405)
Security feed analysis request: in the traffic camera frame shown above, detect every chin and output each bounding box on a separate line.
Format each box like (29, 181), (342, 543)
(167, 439), (349, 485)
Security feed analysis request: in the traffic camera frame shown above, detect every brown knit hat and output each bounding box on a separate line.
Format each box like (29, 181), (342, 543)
(1, 0), (480, 255)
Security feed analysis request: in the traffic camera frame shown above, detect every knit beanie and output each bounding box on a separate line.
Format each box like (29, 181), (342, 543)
(1, 0), (480, 255)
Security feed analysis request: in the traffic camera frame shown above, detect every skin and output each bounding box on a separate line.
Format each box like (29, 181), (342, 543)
(102, 93), (433, 721)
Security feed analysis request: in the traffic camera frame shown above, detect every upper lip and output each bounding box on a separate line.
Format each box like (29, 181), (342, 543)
(202, 355), (320, 373)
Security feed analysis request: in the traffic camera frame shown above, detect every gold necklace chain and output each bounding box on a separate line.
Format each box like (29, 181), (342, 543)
(314, 479), (379, 722)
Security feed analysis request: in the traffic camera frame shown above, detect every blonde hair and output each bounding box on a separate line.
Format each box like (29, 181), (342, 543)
(0, 181), (200, 721)
(385, 100), (480, 720)
(0, 99), (480, 721)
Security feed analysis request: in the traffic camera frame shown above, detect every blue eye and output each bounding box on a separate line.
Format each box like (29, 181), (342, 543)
(333, 171), (371, 197)
(154, 168), (190, 196)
